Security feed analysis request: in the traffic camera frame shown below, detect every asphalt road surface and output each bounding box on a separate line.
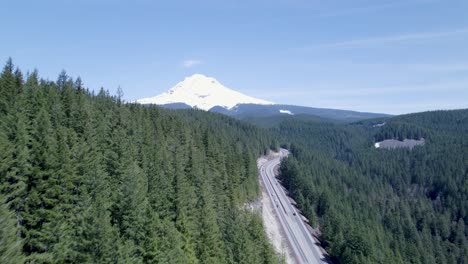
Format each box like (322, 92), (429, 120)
(260, 149), (327, 264)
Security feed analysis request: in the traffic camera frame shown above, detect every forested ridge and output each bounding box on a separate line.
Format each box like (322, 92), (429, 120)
(0, 59), (280, 264)
(2, 57), (467, 264)
(275, 110), (468, 263)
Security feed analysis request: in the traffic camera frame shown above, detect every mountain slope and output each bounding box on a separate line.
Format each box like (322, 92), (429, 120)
(136, 74), (273, 110)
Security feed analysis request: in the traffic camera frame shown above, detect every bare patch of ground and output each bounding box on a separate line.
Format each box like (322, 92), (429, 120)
(375, 138), (425, 149)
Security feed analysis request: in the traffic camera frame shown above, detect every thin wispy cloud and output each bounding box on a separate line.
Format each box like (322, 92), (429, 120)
(406, 63), (468, 72)
(257, 81), (468, 114)
(318, 0), (438, 17)
(303, 99), (468, 115)
(182, 60), (202, 68)
(361, 62), (468, 73)
(299, 28), (468, 50)
(258, 79), (468, 98)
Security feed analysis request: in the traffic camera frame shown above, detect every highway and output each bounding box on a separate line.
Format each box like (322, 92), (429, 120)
(260, 149), (327, 264)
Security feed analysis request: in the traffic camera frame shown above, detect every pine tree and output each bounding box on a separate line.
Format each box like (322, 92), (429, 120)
(2, 109), (30, 231)
(0, 194), (24, 264)
(22, 108), (60, 259)
(154, 218), (189, 264)
(171, 130), (199, 263)
(0, 58), (16, 115)
(67, 139), (118, 263)
(197, 179), (225, 263)
(117, 161), (149, 256)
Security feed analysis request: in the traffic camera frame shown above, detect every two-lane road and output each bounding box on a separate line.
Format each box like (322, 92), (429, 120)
(260, 149), (327, 264)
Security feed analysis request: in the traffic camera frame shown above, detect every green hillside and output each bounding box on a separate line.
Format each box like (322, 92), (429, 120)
(0, 60), (279, 264)
(274, 110), (468, 263)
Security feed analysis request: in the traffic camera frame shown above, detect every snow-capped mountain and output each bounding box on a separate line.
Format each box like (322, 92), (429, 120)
(136, 74), (273, 111)
(137, 74), (390, 122)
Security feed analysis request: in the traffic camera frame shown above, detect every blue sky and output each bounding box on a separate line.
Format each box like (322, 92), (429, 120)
(2, 0), (468, 114)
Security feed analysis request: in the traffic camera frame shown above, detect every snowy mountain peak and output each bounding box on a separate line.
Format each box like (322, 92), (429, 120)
(184, 73), (211, 80)
(137, 74), (273, 111)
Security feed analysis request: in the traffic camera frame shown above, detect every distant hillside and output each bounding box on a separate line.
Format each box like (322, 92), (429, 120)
(210, 103), (390, 122)
(274, 109), (468, 263)
(242, 113), (337, 128)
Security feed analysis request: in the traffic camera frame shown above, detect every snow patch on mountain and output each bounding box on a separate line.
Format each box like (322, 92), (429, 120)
(136, 74), (273, 111)
(279, 109), (294, 115)
(373, 122), (386, 127)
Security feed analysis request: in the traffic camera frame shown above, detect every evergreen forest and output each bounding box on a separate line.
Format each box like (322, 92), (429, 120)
(0, 59), (280, 264)
(274, 109), (468, 263)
